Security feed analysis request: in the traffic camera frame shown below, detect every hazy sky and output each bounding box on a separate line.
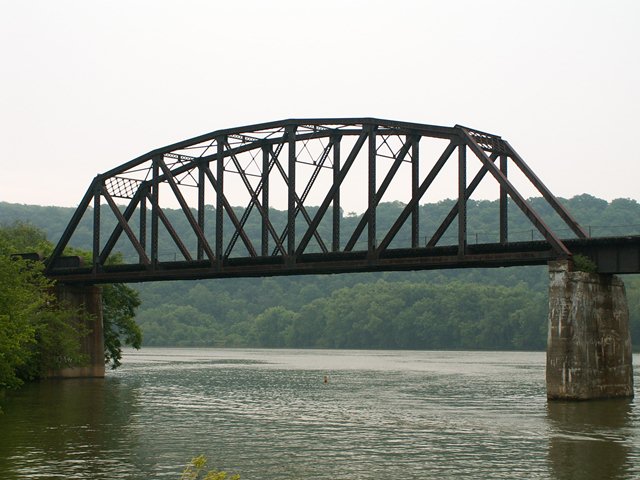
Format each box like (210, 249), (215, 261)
(1, 0), (638, 211)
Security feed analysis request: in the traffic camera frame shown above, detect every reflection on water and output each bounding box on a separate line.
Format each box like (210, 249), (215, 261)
(547, 399), (636, 480)
(0, 377), (145, 479)
(0, 349), (639, 479)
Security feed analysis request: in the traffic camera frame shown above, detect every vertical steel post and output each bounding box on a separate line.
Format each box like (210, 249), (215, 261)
(197, 161), (205, 261)
(151, 157), (159, 266)
(287, 125), (296, 257)
(500, 154), (508, 244)
(411, 135), (420, 248)
(92, 186), (101, 271)
(332, 135), (341, 252)
(216, 136), (225, 261)
(458, 143), (467, 256)
(262, 144), (270, 256)
(139, 193), (147, 263)
(368, 125), (376, 253)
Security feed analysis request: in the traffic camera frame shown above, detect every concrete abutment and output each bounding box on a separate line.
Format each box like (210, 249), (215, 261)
(547, 260), (633, 400)
(50, 284), (105, 378)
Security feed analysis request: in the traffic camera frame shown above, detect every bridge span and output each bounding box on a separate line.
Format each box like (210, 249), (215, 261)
(42, 118), (638, 400)
(47, 236), (640, 284)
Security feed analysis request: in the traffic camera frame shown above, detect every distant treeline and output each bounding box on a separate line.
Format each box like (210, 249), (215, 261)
(1, 194), (639, 350)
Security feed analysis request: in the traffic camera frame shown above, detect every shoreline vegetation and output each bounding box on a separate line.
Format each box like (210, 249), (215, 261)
(181, 456), (240, 480)
(0, 223), (140, 390)
(0, 194), (639, 381)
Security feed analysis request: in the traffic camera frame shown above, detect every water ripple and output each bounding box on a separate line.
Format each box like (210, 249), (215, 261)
(1, 349), (639, 479)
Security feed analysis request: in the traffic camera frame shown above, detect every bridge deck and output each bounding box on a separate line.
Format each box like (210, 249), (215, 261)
(47, 236), (640, 284)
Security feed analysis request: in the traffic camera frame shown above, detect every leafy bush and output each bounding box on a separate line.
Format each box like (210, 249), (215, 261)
(573, 254), (598, 273)
(180, 455), (239, 480)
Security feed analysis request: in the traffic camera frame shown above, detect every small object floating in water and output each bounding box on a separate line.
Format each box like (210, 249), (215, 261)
(323, 375), (329, 384)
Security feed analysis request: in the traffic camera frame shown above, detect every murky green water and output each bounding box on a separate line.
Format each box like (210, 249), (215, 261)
(1, 349), (639, 479)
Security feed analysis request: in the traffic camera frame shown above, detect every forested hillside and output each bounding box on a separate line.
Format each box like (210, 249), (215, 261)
(1, 194), (639, 350)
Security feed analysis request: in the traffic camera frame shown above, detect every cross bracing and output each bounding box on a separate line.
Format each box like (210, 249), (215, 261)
(46, 118), (610, 283)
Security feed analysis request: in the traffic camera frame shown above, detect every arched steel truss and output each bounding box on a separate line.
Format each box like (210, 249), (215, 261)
(46, 118), (591, 283)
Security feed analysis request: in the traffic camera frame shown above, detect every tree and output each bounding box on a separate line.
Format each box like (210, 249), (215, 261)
(102, 283), (141, 369)
(0, 242), (39, 387)
(0, 230), (85, 387)
(252, 307), (297, 347)
(0, 222), (142, 383)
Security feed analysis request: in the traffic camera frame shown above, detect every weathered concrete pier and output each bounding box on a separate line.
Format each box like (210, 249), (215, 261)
(51, 284), (105, 378)
(547, 260), (633, 400)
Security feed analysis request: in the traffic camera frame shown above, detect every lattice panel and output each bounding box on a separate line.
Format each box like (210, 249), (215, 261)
(465, 128), (508, 154)
(105, 176), (142, 199)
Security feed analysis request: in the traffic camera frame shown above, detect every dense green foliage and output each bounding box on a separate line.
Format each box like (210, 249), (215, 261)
(102, 283), (142, 368)
(256, 280), (546, 350)
(133, 272), (549, 350)
(1, 194), (639, 351)
(0, 225), (85, 388)
(0, 223), (141, 388)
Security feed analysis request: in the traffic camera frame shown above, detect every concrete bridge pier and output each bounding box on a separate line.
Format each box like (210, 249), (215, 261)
(51, 284), (105, 378)
(547, 260), (633, 400)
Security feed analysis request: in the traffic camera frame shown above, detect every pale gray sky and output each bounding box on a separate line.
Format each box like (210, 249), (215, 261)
(1, 0), (638, 211)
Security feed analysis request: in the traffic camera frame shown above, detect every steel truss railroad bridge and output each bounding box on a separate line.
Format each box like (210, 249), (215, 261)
(45, 118), (640, 283)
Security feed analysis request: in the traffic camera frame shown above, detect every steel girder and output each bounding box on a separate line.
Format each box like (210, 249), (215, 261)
(45, 118), (589, 283)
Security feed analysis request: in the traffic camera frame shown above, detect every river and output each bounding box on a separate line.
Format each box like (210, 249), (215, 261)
(1, 349), (639, 479)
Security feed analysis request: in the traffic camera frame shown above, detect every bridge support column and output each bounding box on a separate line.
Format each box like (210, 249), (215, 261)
(547, 260), (633, 400)
(50, 284), (105, 378)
